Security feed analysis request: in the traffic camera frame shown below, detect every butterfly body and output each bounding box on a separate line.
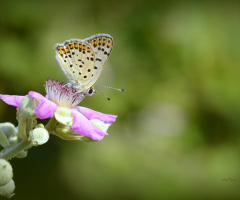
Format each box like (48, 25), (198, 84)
(55, 34), (113, 95)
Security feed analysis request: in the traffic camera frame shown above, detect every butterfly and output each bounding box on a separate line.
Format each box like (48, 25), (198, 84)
(55, 34), (113, 96)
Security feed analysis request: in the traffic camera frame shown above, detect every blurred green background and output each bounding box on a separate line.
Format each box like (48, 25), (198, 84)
(1, 0), (240, 199)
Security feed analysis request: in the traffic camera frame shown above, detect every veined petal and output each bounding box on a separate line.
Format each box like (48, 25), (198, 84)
(71, 109), (107, 140)
(76, 106), (117, 124)
(0, 94), (24, 107)
(28, 91), (58, 119)
(54, 106), (73, 125)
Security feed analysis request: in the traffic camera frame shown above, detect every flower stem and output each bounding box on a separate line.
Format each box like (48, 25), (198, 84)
(0, 139), (32, 160)
(45, 117), (58, 133)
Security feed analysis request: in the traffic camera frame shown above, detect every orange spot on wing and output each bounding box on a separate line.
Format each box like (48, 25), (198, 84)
(65, 48), (70, 53)
(58, 48), (65, 55)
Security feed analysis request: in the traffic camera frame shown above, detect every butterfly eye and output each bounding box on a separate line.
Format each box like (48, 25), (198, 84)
(88, 87), (95, 96)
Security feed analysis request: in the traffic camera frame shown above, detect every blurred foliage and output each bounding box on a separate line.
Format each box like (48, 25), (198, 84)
(0, 0), (240, 199)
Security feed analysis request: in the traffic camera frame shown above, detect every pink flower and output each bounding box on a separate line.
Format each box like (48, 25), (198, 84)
(0, 79), (117, 140)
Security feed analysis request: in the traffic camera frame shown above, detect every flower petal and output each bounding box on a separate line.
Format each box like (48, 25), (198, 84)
(0, 94), (24, 107)
(28, 91), (58, 119)
(28, 91), (45, 102)
(76, 106), (117, 124)
(90, 119), (112, 133)
(54, 106), (73, 125)
(71, 109), (107, 140)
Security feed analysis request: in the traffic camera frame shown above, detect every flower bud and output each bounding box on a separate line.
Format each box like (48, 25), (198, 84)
(29, 128), (49, 146)
(0, 123), (16, 138)
(0, 159), (13, 186)
(0, 123), (18, 146)
(15, 150), (28, 159)
(0, 179), (15, 198)
(19, 96), (38, 119)
(35, 123), (44, 128)
(7, 134), (18, 146)
(0, 129), (10, 148)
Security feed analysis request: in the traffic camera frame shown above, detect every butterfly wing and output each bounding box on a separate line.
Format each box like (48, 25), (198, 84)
(55, 34), (113, 91)
(55, 39), (96, 91)
(84, 34), (113, 86)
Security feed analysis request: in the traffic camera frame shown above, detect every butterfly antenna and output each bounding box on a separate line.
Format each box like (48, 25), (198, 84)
(95, 88), (111, 101)
(95, 86), (126, 92)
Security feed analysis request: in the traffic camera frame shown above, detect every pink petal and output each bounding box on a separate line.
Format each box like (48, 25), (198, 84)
(28, 91), (58, 119)
(76, 106), (117, 124)
(0, 94), (24, 107)
(71, 109), (107, 140)
(28, 91), (46, 101)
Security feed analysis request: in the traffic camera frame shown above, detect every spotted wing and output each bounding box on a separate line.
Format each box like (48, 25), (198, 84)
(84, 34), (114, 86)
(55, 39), (96, 91)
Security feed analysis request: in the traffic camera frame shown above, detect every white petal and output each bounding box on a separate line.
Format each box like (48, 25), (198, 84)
(90, 119), (111, 133)
(54, 106), (73, 125)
